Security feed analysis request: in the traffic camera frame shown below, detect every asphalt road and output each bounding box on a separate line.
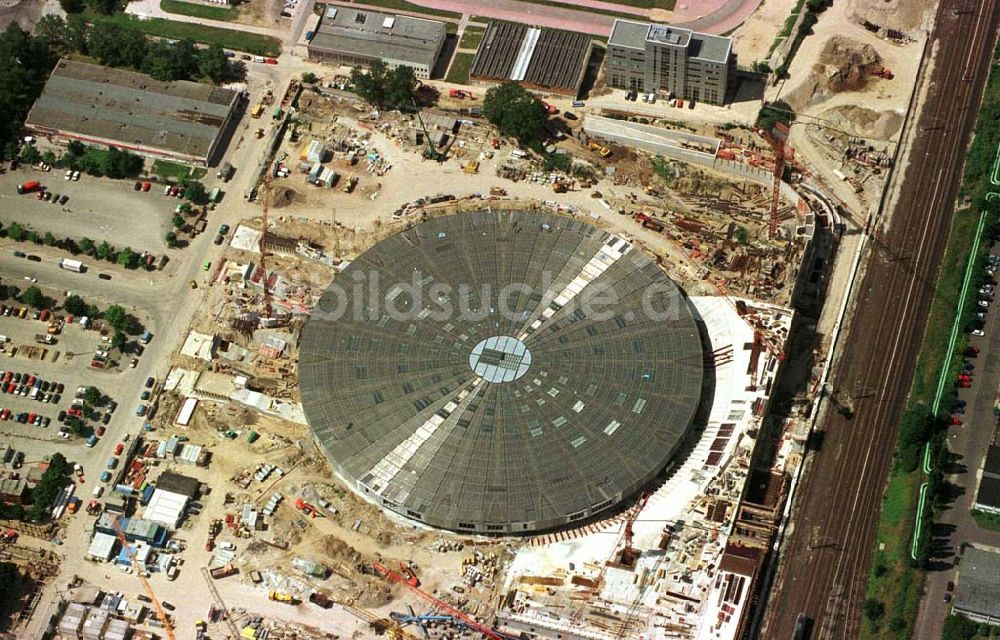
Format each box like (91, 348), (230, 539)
(762, 0), (1000, 637)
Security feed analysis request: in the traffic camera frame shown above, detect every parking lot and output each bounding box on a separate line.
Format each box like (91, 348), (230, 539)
(0, 310), (132, 441)
(0, 169), (176, 252)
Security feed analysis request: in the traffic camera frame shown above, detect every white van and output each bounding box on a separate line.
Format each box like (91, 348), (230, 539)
(92, 485), (103, 498)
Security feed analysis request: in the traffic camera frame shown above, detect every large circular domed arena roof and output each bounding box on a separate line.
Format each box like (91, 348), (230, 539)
(299, 210), (705, 534)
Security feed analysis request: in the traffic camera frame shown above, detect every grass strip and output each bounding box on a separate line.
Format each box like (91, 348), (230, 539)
(159, 0), (237, 22)
(88, 12), (281, 56)
(445, 52), (474, 84)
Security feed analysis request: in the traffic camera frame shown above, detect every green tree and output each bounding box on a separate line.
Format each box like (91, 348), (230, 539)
(35, 15), (72, 52)
(350, 63), (385, 106)
(65, 15), (88, 54)
(385, 65), (417, 108)
(79, 237), (96, 256)
(143, 39), (198, 81)
(63, 294), (88, 316)
(197, 44), (229, 83)
(6, 222), (24, 241)
(83, 386), (101, 406)
(66, 140), (85, 157)
(103, 304), (140, 334)
(482, 83), (547, 147)
(302, 71), (316, 84)
(0, 25), (56, 153)
(181, 179), (206, 204)
(942, 614), (978, 640)
(43, 231), (56, 246)
(85, 0), (121, 15)
(111, 330), (128, 350)
(165, 231), (178, 247)
(117, 246), (138, 269)
(172, 214), (185, 229)
(757, 100), (794, 132)
(95, 241), (113, 261)
(21, 286), (46, 309)
(862, 598), (885, 622)
(27, 231), (40, 244)
(20, 143), (40, 165)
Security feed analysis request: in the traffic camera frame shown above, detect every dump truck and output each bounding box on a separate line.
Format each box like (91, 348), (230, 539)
(34, 334), (55, 345)
(552, 181), (568, 194)
(268, 591), (296, 604)
(209, 563), (238, 579)
(250, 104), (264, 118)
(489, 186), (507, 196)
(341, 176), (358, 193)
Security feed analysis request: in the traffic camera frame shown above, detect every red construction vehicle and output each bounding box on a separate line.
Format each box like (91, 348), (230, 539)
(0, 529), (17, 543)
(540, 101), (558, 115)
(294, 498), (321, 517)
(399, 563), (420, 587)
(870, 66), (894, 79)
(448, 89), (474, 99)
(491, 138), (501, 149)
(372, 562), (510, 640)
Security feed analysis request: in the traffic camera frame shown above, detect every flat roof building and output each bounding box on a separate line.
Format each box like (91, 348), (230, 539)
(25, 59), (239, 167)
(605, 20), (733, 105)
(307, 7), (446, 79)
(953, 547), (1000, 624)
(470, 21), (593, 97)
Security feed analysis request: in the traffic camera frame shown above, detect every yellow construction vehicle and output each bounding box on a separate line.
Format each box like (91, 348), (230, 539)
(461, 160), (479, 174)
(588, 141), (612, 158)
(268, 590), (296, 604)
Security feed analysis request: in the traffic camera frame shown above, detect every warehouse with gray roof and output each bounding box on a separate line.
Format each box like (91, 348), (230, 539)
(953, 547), (1000, 624)
(605, 20), (733, 105)
(470, 21), (593, 96)
(299, 210), (707, 535)
(25, 59), (239, 167)
(307, 7), (446, 79)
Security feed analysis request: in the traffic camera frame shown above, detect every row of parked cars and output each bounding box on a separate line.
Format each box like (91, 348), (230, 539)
(1, 370), (64, 404)
(0, 304), (50, 319)
(0, 409), (50, 426)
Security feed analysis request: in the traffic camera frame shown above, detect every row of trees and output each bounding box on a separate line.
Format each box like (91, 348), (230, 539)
(2, 222), (157, 271)
(35, 14), (232, 83)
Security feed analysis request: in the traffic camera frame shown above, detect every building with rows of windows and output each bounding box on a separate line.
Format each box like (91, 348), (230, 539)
(605, 20), (732, 105)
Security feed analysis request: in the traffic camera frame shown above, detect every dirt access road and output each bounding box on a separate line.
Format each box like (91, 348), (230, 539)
(762, 0), (1000, 637)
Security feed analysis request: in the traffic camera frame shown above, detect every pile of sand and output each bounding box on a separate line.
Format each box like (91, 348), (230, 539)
(819, 35), (881, 93)
(821, 105), (904, 140)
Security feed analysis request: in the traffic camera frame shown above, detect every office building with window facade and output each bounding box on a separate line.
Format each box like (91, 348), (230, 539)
(605, 20), (732, 105)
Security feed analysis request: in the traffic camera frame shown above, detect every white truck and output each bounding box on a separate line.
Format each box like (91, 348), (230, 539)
(59, 258), (84, 272)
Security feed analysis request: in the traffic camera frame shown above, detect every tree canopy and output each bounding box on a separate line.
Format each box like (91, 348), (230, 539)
(482, 83), (548, 147)
(350, 61), (418, 109)
(0, 25), (56, 153)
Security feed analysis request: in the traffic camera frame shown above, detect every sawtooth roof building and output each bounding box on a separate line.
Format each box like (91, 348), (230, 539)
(469, 21), (593, 97)
(25, 59), (239, 167)
(307, 7), (446, 79)
(299, 210), (707, 535)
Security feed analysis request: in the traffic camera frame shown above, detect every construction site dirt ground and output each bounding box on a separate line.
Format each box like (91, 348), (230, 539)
(768, 0), (935, 215)
(730, 0), (801, 65)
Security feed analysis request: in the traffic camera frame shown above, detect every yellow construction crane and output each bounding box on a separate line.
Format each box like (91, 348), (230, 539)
(111, 517), (176, 640)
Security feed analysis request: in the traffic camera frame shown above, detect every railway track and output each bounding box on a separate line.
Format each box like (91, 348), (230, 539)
(762, 0), (1000, 636)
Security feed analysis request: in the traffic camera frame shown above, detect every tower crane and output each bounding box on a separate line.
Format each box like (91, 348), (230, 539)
(258, 171), (274, 320)
(760, 122), (789, 239)
(371, 562), (515, 640)
(111, 517), (176, 640)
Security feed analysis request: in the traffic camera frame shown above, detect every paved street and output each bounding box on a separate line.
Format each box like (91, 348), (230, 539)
(913, 246), (1000, 635)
